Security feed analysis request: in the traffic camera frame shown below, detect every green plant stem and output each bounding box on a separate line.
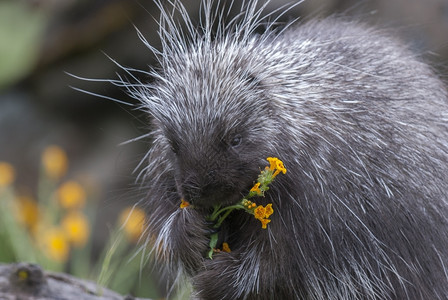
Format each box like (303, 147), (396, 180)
(215, 207), (237, 228)
(207, 233), (219, 259)
(96, 228), (127, 295)
(209, 204), (244, 224)
(207, 204), (246, 259)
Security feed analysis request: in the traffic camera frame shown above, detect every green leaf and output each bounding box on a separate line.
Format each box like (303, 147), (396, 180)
(207, 233), (219, 259)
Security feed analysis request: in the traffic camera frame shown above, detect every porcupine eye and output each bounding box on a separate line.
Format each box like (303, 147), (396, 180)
(229, 134), (242, 147)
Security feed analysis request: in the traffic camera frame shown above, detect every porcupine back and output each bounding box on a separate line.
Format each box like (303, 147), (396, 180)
(127, 1), (448, 299)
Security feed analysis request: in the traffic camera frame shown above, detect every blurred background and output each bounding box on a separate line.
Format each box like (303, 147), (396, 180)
(0, 0), (447, 298)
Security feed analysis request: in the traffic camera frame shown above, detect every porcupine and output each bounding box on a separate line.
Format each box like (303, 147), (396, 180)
(128, 0), (448, 299)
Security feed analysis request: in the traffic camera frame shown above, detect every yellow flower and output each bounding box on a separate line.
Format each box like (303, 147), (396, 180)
(259, 218), (271, 229)
(267, 157), (287, 177)
(222, 242), (231, 253)
(16, 195), (39, 231)
(276, 161), (287, 174)
(57, 181), (86, 210)
(250, 182), (261, 195)
(264, 203), (274, 219)
(180, 198), (190, 208)
(252, 204), (274, 228)
(267, 157), (278, 171)
(0, 162), (15, 187)
(254, 205), (266, 220)
(42, 146), (68, 180)
(61, 211), (90, 248)
(40, 227), (70, 262)
(119, 206), (146, 242)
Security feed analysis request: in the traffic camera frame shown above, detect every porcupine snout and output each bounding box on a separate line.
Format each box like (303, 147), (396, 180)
(180, 170), (235, 208)
(173, 146), (242, 208)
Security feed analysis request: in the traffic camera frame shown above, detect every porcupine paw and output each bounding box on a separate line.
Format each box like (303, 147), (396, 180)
(171, 208), (211, 275)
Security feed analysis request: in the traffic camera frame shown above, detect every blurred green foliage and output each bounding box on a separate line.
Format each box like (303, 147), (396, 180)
(0, 146), (164, 298)
(0, 1), (47, 89)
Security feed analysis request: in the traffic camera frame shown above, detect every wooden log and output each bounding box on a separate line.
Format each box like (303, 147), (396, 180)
(0, 263), (151, 300)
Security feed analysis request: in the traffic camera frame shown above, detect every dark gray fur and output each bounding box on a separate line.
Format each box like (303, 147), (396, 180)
(132, 1), (448, 299)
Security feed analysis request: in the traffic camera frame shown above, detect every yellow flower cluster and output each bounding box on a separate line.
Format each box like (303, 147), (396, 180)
(15, 189), (90, 263)
(255, 204), (273, 229)
(54, 180), (90, 250)
(40, 146), (90, 261)
(243, 200), (274, 229)
(1, 143), (152, 287)
(241, 157), (286, 229)
(267, 157), (287, 177)
(9, 146), (92, 263)
(202, 157), (286, 259)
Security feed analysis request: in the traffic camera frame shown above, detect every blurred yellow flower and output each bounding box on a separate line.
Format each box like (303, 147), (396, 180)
(119, 206), (146, 242)
(40, 227), (70, 262)
(42, 146), (68, 180)
(61, 211), (90, 248)
(16, 195), (39, 231)
(57, 181), (86, 210)
(0, 161), (15, 187)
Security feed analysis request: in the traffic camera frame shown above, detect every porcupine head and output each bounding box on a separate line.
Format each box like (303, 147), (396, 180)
(143, 8), (283, 208)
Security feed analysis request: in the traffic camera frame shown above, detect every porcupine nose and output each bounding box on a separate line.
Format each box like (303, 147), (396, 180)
(182, 184), (211, 206)
(181, 170), (225, 207)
